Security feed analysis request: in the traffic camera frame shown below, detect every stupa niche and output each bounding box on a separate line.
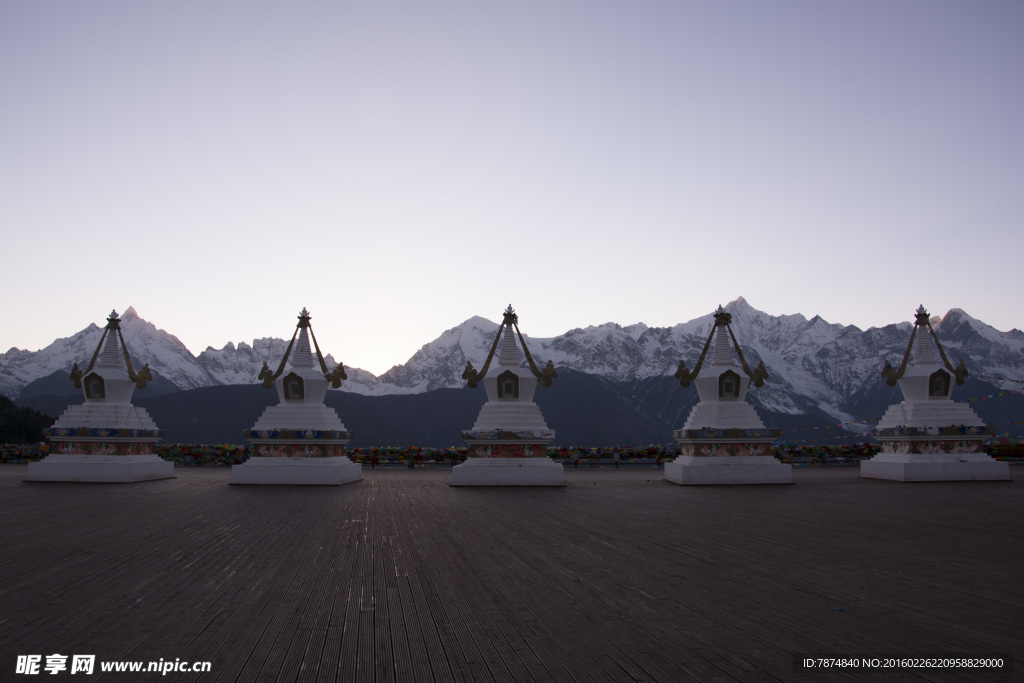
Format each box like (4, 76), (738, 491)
(454, 305), (563, 486)
(663, 306), (791, 485)
(231, 308), (361, 485)
(26, 310), (174, 483)
(860, 305), (1008, 482)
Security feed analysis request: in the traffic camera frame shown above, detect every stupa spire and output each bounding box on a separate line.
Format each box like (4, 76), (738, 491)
(498, 325), (520, 367)
(710, 316), (735, 367)
(676, 305), (767, 387)
(291, 308), (315, 369)
(462, 304), (557, 388)
(69, 309), (152, 391)
(96, 310), (127, 369)
(258, 307), (347, 389)
(908, 305), (939, 366)
(882, 305), (968, 386)
(911, 327), (939, 366)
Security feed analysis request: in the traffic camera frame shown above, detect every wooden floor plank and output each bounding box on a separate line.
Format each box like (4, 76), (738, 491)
(1, 465), (1020, 682)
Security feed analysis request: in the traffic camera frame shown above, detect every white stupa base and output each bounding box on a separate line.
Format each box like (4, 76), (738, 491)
(452, 457), (565, 486)
(469, 401), (554, 433)
(231, 456), (362, 485)
(860, 452), (1009, 482)
(249, 404), (349, 432)
(664, 455), (793, 485)
(25, 454), (175, 483)
(876, 401), (985, 430)
(50, 403), (161, 432)
(681, 401), (768, 430)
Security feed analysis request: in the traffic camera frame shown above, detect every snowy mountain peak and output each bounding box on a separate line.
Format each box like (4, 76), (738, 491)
(939, 308), (972, 326)
(463, 315), (499, 328)
(122, 306), (140, 319)
(623, 323), (649, 340)
(934, 307), (1024, 350)
(581, 322), (629, 334)
(726, 296), (752, 310)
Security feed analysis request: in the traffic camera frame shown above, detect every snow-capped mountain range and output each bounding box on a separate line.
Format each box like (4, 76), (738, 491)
(3, 300), (1023, 427)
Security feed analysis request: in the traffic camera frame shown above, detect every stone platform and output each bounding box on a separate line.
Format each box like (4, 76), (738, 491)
(230, 456), (362, 486)
(235, 427), (361, 486)
(663, 454), (793, 485)
(860, 453), (1010, 482)
(665, 429), (791, 485)
(861, 425), (1009, 482)
(25, 453), (174, 483)
(451, 456), (564, 486)
(26, 424), (173, 483)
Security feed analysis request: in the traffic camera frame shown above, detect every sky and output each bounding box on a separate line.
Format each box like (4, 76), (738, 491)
(2, 0), (1022, 376)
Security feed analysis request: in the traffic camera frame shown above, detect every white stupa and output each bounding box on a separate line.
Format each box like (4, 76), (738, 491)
(861, 305), (1007, 482)
(231, 308), (361, 485)
(454, 305), (563, 486)
(663, 305), (791, 485)
(26, 310), (174, 483)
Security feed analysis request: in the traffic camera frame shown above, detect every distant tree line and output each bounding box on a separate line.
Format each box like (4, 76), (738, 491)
(0, 396), (52, 443)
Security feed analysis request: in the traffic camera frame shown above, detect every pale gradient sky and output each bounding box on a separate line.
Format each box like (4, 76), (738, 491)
(2, 1), (1022, 375)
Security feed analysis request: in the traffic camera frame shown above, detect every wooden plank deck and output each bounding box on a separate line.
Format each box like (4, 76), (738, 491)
(0, 465), (1020, 682)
